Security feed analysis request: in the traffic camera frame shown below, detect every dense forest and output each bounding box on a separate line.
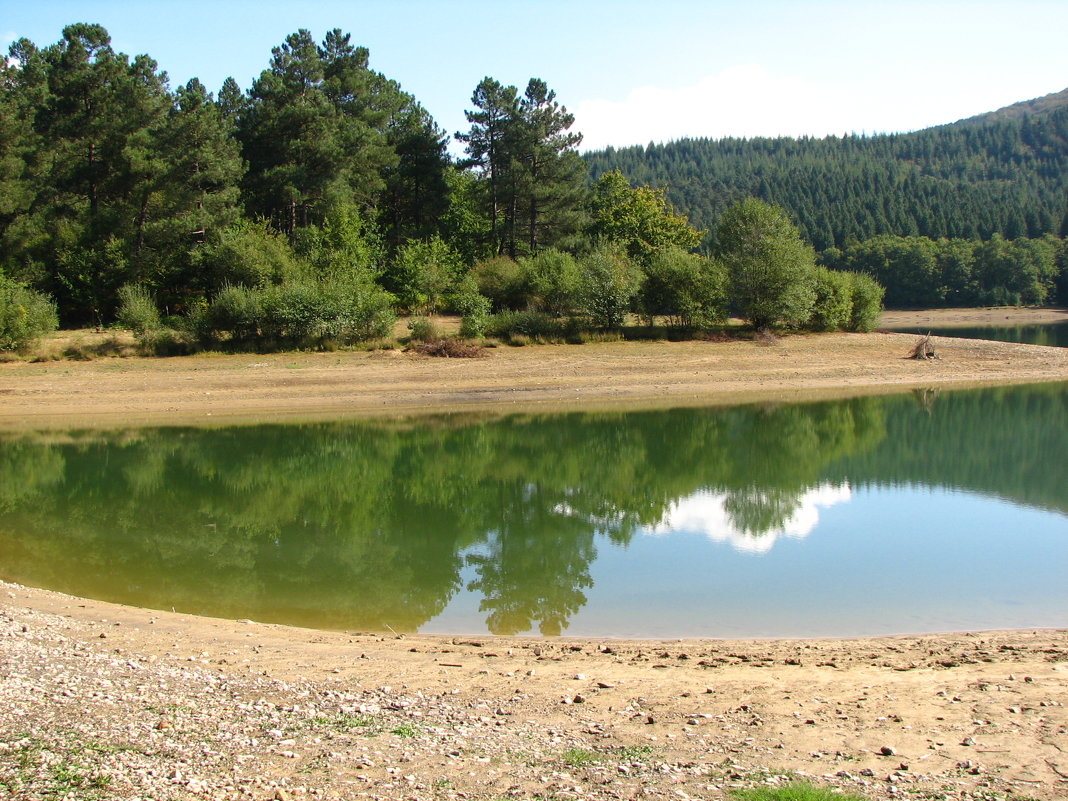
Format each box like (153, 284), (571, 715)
(584, 91), (1068, 250)
(1, 24), (1065, 353)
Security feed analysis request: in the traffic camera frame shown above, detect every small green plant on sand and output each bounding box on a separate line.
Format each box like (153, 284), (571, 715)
(561, 744), (654, 768)
(561, 747), (599, 767)
(312, 712), (378, 732)
(730, 782), (870, 801)
(613, 745), (654, 760)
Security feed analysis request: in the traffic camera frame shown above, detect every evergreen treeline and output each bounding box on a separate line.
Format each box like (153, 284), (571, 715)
(583, 96), (1068, 252)
(0, 24), (453, 328)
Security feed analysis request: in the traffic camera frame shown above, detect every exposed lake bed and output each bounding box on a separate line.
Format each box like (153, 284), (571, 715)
(3, 580), (1066, 801)
(2, 315), (1067, 800)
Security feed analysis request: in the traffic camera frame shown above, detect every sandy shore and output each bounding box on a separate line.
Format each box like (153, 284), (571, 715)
(2, 312), (1067, 429)
(2, 308), (1067, 799)
(3, 581), (1066, 801)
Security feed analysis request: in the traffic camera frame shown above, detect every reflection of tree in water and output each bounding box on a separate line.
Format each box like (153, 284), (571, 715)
(830, 382), (1068, 515)
(20, 385), (1066, 634)
(466, 488), (596, 636)
(0, 399), (889, 633)
(723, 488), (808, 537)
(0, 437), (66, 511)
(710, 399), (887, 540)
(0, 424), (472, 631)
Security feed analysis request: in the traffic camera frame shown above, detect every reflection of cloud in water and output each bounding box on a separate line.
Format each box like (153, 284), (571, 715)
(647, 484), (851, 553)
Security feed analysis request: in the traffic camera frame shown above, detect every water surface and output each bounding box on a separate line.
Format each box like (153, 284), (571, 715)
(1, 383), (1065, 638)
(885, 320), (1068, 347)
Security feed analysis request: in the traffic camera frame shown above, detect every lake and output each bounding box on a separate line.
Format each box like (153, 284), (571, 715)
(1, 382), (1065, 639)
(885, 320), (1068, 347)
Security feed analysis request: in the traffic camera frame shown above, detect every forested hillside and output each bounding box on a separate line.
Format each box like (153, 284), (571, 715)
(1, 24), (1065, 351)
(584, 90), (1068, 251)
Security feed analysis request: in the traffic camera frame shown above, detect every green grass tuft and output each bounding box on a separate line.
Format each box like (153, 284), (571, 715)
(730, 782), (870, 801)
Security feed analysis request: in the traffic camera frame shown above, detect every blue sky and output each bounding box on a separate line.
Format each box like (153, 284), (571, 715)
(4, 1), (1067, 153)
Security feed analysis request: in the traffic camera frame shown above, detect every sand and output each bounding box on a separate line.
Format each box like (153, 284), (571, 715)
(3, 582), (1066, 801)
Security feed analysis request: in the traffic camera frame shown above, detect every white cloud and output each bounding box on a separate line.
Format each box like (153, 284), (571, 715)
(573, 65), (845, 151)
(647, 483), (851, 554)
(571, 64), (1016, 151)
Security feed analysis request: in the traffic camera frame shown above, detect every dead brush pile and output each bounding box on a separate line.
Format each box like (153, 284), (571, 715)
(407, 338), (488, 358)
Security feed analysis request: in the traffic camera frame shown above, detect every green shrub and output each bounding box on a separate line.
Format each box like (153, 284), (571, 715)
(313, 276), (396, 344)
(407, 316), (439, 343)
(522, 249), (581, 316)
(846, 272), (885, 332)
(190, 277), (395, 352)
(259, 282), (331, 344)
(115, 284), (162, 335)
(198, 220), (300, 291)
(485, 310), (562, 342)
(139, 327), (195, 356)
(205, 283), (261, 343)
(292, 201), (384, 283)
(388, 235), (464, 314)
(471, 255), (529, 311)
(0, 275), (59, 351)
(451, 274), (492, 338)
(718, 198), (817, 329)
(578, 245), (641, 330)
(640, 247), (728, 329)
(806, 267), (853, 331)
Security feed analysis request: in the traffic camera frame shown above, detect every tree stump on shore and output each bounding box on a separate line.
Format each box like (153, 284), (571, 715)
(909, 333), (940, 360)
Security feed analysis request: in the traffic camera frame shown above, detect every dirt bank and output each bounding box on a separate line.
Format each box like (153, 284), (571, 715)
(880, 306), (1068, 328)
(2, 582), (1066, 801)
(2, 328), (1067, 429)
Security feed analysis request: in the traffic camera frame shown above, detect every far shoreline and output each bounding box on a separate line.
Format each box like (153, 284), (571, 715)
(1, 306), (1067, 430)
(879, 304), (1068, 328)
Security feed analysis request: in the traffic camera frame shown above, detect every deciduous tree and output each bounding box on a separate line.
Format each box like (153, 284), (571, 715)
(717, 198), (816, 329)
(588, 170), (701, 263)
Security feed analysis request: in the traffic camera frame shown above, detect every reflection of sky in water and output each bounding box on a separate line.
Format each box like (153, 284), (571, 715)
(429, 485), (1068, 639)
(646, 483), (852, 553)
(578, 487), (1068, 638)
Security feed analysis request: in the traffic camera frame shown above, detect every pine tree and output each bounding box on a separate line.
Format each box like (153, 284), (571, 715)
(456, 77), (519, 254)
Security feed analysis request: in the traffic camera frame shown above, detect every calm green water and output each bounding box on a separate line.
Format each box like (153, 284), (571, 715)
(886, 321), (1068, 347)
(1, 383), (1065, 638)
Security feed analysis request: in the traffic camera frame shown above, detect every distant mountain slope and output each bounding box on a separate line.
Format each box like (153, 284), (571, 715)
(950, 87), (1068, 126)
(582, 90), (1068, 250)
